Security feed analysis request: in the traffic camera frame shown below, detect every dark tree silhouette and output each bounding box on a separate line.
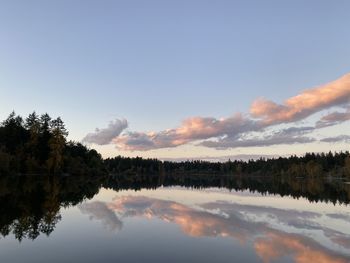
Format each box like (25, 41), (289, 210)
(0, 112), (104, 175)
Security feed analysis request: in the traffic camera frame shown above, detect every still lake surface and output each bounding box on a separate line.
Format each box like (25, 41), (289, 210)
(1, 175), (350, 263)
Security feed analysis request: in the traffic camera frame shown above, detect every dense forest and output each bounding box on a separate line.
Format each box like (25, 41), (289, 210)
(0, 112), (105, 175)
(0, 112), (350, 241)
(0, 112), (350, 179)
(105, 151), (350, 179)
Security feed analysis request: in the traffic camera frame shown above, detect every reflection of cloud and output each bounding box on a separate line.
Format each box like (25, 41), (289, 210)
(330, 236), (350, 250)
(255, 231), (347, 263)
(109, 196), (257, 241)
(78, 201), (123, 231)
(87, 73), (350, 151)
(326, 213), (350, 221)
(201, 201), (320, 230)
(105, 196), (349, 262)
(82, 119), (128, 145)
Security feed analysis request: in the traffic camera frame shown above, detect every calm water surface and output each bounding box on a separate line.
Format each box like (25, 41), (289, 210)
(1, 183), (350, 263)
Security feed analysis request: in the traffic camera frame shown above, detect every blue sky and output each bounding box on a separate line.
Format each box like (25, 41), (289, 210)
(1, 0), (350, 159)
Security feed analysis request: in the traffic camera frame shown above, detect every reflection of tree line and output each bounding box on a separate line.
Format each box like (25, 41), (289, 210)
(104, 173), (350, 205)
(0, 175), (104, 241)
(1, 172), (350, 242)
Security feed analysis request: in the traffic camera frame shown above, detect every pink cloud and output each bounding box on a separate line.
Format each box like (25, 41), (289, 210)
(250, 73), (350, 125)
(84, 196), (349, 263)
(114, 113), (260, 151)
(255, 232), (347, 263)
(83, 73), (350, 151)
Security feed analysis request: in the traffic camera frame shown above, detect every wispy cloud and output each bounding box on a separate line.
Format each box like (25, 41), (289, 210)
(200, 126), (316, 149)
(321, 135), (350, 143)
(82, 119), (128, 145)
(250, 73), (350, 125)
(82, 73), (350, 151)
(316, 107), (350, 128)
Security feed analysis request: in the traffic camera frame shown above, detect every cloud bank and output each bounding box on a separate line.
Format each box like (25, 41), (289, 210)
(83, 73), (350, 151)
(114, 113), (260, 151)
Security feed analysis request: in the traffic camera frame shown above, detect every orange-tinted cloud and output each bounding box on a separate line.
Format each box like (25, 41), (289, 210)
(79, 196), (350, 262)
(103, 196), (350, 262)
(83, 73), (350, 151)
(255, 231), (347, 263)
(250, 73), (350, 125)
(114, 113), (259, 151)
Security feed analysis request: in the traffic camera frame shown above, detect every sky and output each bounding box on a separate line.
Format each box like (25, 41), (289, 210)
(1, 0), (350, 160)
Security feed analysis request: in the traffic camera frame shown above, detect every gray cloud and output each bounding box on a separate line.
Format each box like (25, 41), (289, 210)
(316, 108), (350, 128)
(82, 119), (128, 145)
(200, 126), (316, 149)
(321, 135), (350, 143)
(326, 213), (350, 221)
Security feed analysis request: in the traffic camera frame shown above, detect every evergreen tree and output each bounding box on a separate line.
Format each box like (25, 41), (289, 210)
(37, 113), (52, 164)
(47, 117), (68, 174)
(24, 112), (41, 172)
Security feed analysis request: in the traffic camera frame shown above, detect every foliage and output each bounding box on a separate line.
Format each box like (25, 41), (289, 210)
(0, 112), (105, 175)
(105, 151), (350, 179)
(1, 111), (349, 179)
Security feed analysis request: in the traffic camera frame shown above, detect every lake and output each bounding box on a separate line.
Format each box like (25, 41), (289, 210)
(0, 174), (350, 263)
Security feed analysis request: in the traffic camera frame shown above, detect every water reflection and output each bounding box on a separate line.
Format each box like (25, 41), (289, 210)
(1, 173), (350, 263)
(80, 194), (350, 263)
(0, 174), (103, 241)
(79, 201), (123, 231)
(105, 173), (350, 205)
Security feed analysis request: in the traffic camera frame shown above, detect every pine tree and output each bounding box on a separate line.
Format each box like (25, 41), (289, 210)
(344, 156), (350, 178)
(47, 117), (68, 174)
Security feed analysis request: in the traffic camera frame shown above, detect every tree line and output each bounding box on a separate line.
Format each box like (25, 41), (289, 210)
(0, 111), (349, 178)
(105, 152), (350, 179)
(0, 112), (104, 175)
